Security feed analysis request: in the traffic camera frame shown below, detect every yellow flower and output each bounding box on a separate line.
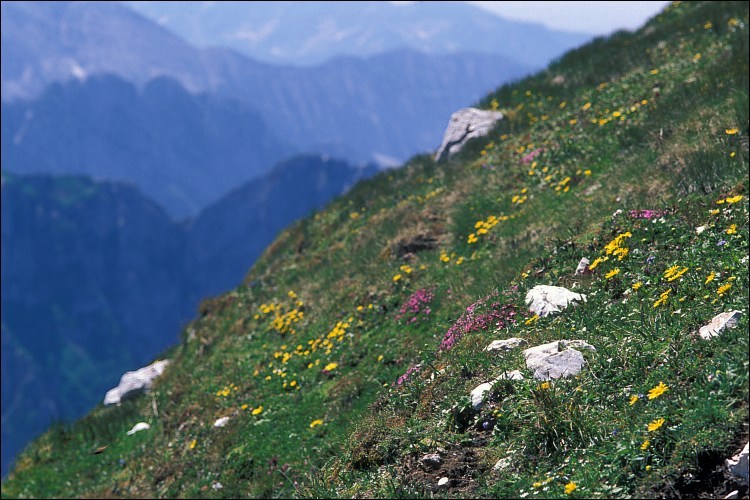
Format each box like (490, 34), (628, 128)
(252, 405), (263, 415)
(189, 439), (197, 450)
(392, 274), (402, 282)
(377, 355), (384, 362)
(309, 419), (324, 428)
(725, 195), (743, 203)
(664, 266), (689, 282)
(710, 208), (720, 214)
(525, 314), (539, 325)
(705, 273), (715, 284)
(540, 382), (551, 390)
(589, 256), (609, 270)
(653, 289), (671, 308)
(704, 21), (713, 29)
(725, 127), (738, 135)
(605, 268), (621, 279)
(629, 395), (639, 405)
(641, 439), (650, 450)
(241, 404), (249, 410)
(648, 417), (665, 432)
(717, 283), (732, 296)
(324, 362), (338, 371)
(564, 482), (577, 494)
(582, 102), (591, 110)
(726, 224), (737, 235)
(632, 282), (643, 290)
(648, 382), (669, 400)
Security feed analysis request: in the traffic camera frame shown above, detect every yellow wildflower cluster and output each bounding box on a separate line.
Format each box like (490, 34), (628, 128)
(653, 289), (671, 308)
(511, 188), (529, 204)
(717, 195), (743, 204)
(467, 214), (515, 244)
(216, 383), (239, 398)
(604, 232), (632, 259)
(663, 265), (689, 282)
(309, 419), (324, 428)
(257, 292), (305, 336)
(564, 482), (577, 494)
(717, 283), (732, 296)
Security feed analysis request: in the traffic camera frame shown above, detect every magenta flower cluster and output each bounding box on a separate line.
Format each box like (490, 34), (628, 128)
(395, 364), (422, 386)
(439, 292), (517, 351)
(395, 288), (435, 324)
(521, 147), (545, 165)
(628, 209), (666, 219)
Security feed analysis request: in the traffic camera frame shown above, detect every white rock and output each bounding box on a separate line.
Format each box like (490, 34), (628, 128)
(575, 258), (590, 275)
(525, 285), (586, 317)
(470, 371), (525, 409)
(435, 107), (504, 162)
(498, 370), (525, 381)
(213, 417), (231, 428)
(699, 310), (743, 340)
(484, 338), (527, 352)
(696, 225), (707, 234)
(493, 457), (512, 472)
(421, 453), (442, 469)
(524, 340), (595, 381)
(726, 442), (749, 483)
(724, 490), (739, 500)
(104, 359), (171, 405)
(126, 422), (150, 435)
(437, 477), (450, 487)
(471, 382), (495, 410)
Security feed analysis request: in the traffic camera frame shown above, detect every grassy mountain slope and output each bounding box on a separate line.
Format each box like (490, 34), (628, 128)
(2, 2), (747, 498)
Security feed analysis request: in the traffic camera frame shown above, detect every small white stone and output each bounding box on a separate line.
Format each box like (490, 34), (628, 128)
(493, 457), (511, 471)
(437, 477), (450, 487)
(126, 422), (150, 435)
(575, 257), (590, 275)
(213, 416), (231, 428)
(699, 310), (743, 340)
(485, 338), (527, 352)
(421, 453), (442, 469)
(470, 382), (494, 410)
(499, 370), (525, 381)
(696, 225), (706, 234)
(211, 482), (223, 490)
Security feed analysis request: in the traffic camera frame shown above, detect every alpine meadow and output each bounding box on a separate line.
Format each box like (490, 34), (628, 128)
(1, 1), (748, 498)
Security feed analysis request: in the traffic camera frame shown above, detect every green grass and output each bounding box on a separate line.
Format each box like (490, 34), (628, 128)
(2, 1), (748, 498)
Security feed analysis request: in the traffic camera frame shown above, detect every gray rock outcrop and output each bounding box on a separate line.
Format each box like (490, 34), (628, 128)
(435, 108), (504, 162)
(103, 359), (171, 405)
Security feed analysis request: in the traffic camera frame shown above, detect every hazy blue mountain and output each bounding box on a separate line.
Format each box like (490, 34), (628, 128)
(123, 1), (590, 67)
(1, 172), (189, 477)
(186, 154), (379, 300)
(0, 154), (376, 476)
(1, 74), (292, 218)
(2, 1), (537, 168)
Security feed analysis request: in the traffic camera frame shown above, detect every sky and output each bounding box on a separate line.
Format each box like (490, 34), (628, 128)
(467, 1), (672, 35)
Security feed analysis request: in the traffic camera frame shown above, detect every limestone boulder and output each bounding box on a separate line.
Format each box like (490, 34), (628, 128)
(525, 285), (586, 317)
(524, 340), (595, 381)
(435, 108), (503, 162)
(104, 359), (171, 405)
